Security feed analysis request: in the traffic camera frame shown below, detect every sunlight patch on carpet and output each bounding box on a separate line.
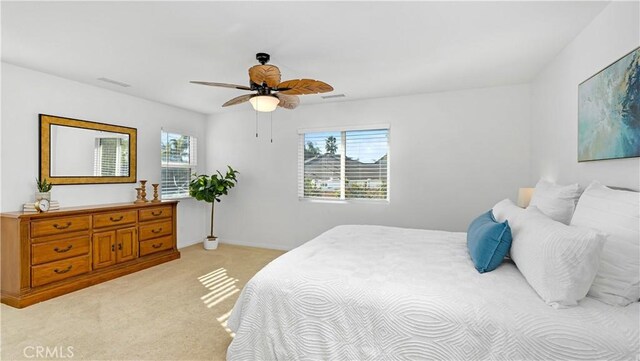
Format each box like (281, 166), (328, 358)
(199, 268), (239, 336)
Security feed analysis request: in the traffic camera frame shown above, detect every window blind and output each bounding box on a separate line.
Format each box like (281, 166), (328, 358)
(345, 129), (388, 199)
(93, 137), (129, 176)
(298, 127), (389, 201)
(161, 130), (197, 199)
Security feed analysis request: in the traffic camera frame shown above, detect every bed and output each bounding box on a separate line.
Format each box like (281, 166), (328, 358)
(227, 225), (640, 360)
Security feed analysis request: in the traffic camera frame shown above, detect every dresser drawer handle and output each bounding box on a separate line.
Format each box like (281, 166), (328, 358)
(53, 222), (72, 230)
(152, 243), (163, 249)
(151, 211), (163, 216)
(109, 216), (124, 222)
(151, 228), (163, 234)
(53, 245), (73, 253)
(53, 265), (72, 274)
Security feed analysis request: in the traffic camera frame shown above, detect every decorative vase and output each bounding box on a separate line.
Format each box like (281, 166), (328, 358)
(35, 192), (51, 202)
(203, 236), (219, 250)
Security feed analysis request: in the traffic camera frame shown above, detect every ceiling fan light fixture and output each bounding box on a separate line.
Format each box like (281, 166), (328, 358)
(249, 95), (279, 112)
(191, 53), (332, 112)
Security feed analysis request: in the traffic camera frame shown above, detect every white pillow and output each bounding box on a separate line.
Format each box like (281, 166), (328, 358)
(492, 198), (525, 224)
(510, 206), (605, 308)
(571, 181), (640, 306)
(529, 179), (582, 225)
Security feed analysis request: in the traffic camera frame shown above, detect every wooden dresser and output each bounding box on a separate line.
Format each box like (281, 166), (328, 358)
(0, 201), (180, 308)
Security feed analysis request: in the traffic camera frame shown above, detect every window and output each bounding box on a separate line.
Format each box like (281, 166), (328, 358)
(161, 130), (197, 199)
(298, 126), (389, 201)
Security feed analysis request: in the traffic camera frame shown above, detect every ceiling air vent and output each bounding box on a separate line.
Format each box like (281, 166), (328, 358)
(97, 77), (131, 88)
(321, 94), (346, 99)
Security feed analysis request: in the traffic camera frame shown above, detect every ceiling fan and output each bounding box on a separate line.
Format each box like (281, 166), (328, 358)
(190, 53), (333, 112)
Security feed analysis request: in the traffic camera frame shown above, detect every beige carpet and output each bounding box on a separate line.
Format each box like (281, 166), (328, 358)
(1, 243), (285, 361)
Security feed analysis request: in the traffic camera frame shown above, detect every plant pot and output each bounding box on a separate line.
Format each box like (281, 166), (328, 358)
(203, 236), (219, 250)
(35, 192), (51, 201)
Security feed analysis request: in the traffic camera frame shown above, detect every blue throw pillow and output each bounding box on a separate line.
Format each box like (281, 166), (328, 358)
(467, 210), (512, 273)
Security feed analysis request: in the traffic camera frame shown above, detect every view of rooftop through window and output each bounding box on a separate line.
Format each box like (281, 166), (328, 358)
(302, 129), (389, 200)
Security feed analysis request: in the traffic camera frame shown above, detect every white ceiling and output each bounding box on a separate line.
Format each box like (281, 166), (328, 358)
(2, 1), (607, 115)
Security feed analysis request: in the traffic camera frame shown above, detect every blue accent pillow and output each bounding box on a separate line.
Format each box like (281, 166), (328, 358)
(467, 210), (512, 273)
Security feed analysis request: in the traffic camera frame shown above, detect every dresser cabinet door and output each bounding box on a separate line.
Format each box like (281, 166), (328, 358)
(116, 227), (138, 263)
(92, 231), (116, 269)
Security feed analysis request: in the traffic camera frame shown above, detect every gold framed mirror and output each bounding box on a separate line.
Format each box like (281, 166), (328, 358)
(39, 114), (137, 185)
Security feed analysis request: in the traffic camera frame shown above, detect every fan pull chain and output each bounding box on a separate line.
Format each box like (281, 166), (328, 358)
(255, 108), (259, 138)
(270, 112), (273, 143)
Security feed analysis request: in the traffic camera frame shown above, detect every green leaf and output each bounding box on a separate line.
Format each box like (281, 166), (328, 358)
(187, 166), (239, 204)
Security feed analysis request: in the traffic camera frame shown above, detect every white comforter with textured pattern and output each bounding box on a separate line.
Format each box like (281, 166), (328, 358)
(227, 225), (639, 360)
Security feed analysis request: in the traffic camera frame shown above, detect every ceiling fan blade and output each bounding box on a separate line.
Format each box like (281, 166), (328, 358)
(275, 79), (333, 95)
(248, 65), (281, 88)
(222, 94), (254, 107)
(190, 81), (252, 91)
(275, 93), (300, 110)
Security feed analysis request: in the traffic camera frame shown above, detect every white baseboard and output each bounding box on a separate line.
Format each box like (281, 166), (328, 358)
(218, 238), (292, 251)
(177, 238), (204, 249)
(178, 238), (293, 251)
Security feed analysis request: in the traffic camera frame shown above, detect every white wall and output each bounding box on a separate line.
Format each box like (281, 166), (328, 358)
(530, 1), (640, 190)
(206, 84), (531, 250)
(1, 63), (209, 248)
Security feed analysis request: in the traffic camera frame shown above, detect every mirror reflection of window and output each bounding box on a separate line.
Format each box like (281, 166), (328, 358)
(93, 137), (130, 176)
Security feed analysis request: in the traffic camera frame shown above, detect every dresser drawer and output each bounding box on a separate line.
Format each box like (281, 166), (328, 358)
(31, 255), (90, 288)
(139, 206), (172, 222)
(31, 216), (91, 238)
(32, 236), (90, 265)
(93, 210), (137, 229)
(139, 236), (173, 256)
(139, 220), (172, 241)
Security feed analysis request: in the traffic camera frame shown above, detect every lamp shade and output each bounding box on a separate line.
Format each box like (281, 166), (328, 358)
(517, 187), (534, 208)
(249, 95), (279, 112)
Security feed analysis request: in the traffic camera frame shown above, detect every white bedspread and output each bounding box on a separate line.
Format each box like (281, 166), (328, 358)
(227, 225), (639, 360)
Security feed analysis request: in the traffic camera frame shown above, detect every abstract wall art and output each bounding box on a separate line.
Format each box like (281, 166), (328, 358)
(578, 47), (639, 162)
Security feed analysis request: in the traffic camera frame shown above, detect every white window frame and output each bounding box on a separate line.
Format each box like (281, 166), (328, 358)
(297, 124), (390, 203)
(161, 129), (197, 200)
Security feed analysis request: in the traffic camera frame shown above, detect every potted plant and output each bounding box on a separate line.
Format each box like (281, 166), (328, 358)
(189, 166), (239, 250)
(35, 178), (52, 201)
